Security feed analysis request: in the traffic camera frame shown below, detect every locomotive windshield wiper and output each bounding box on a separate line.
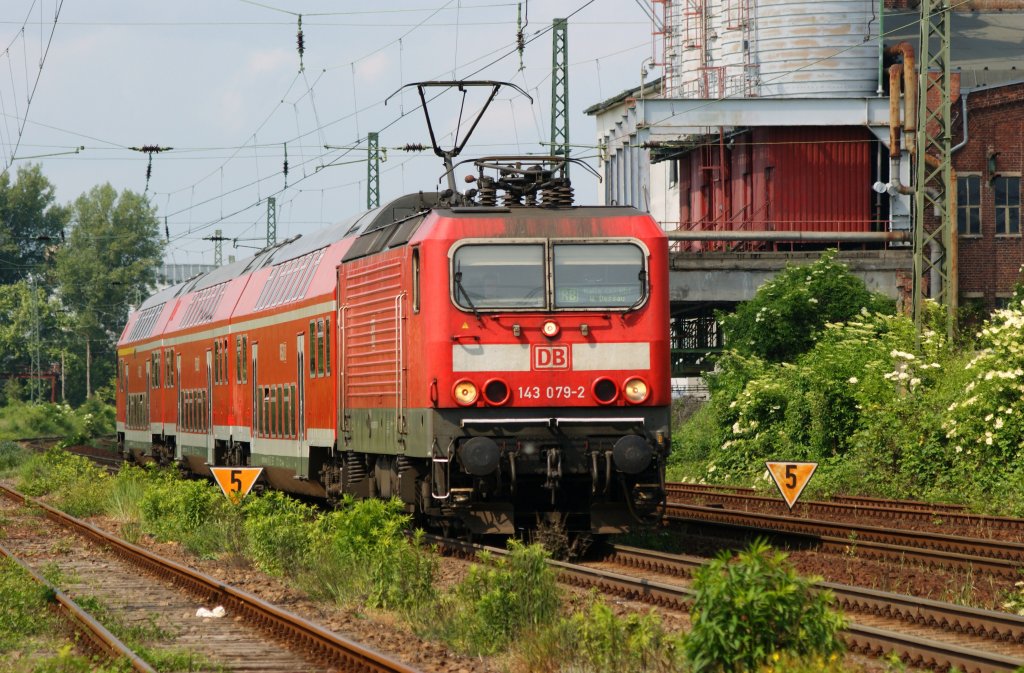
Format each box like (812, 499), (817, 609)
(454, 268), (480, 320)
(621, 269), (648, 316)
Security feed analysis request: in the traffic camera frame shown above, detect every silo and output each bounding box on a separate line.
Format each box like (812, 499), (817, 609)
(752, 0), (879, 97)
(672, 0), (880, 99)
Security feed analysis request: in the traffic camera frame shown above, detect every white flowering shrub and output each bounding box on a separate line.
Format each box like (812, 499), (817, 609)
(940, 309), (1024, 504)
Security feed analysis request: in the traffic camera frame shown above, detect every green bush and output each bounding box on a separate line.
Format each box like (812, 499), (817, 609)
(138, 472), (238, 557)
(0, 558), (53, 651)
(517, 595), (685, 672)
(308, 496), (435, 611)
(435, 541), (561, 656)
(685, 539), (845, 673)
(0, 440), (30, 475)
(0, 401), (78, 440)
(718, 250), (893, 363)
(16, 446), (112, 516)
(243, 490), (317, 575)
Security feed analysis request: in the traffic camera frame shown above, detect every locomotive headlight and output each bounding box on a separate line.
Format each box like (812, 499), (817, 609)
(541, 320), (560, 338)
(622, 377), (650, 404)
(452, 379), (479, 406)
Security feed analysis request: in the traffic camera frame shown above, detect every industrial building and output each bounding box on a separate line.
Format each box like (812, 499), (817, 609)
(586, 0), (1024, 375)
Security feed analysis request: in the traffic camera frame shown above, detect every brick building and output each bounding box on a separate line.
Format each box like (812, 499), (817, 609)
(953, 79), (1024, 310)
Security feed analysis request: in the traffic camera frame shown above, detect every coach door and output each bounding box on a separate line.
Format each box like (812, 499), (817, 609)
(296, 333), (306, 475)
(175, 353), (182, 460)
(250, 343), (259, 446)
(205, 349), (214, 465)
(144, 359), (152, 437)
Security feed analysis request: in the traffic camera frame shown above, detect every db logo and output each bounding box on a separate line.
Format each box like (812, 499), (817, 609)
(532, 344), (570, 370)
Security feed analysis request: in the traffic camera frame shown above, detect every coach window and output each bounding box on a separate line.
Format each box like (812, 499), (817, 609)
(309, 321), (317, 377)
(241, 336), (248, 383)
(151, 353), (160, 388)
(325, 317), (331, 375)
(316, 319), (325, 377)
(553, 243), (645, 309)
(452, 244), (544, 310)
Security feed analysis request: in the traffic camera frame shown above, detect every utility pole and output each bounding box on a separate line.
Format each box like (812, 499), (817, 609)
(913, 0), (955, 340)
(204, 230), (229, 266)
(550, 18), (570, 177)
(266, 196), (277, 247)
(367, 132), (380, 209)
(30, 276), (41, 403)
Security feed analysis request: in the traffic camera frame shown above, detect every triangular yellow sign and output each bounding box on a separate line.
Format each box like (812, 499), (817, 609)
(211, 467), (264, 504)
(765, 461), (817, 510)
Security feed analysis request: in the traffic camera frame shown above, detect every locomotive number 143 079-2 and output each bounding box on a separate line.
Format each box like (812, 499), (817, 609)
(517, 385), (586, 400)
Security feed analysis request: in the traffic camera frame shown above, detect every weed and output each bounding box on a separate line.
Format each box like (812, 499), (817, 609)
(432, 541), (561, 656)
(514, 593), (685, 672)
(306, 497), (436, 612)
(685, 539), (846, 673)
(0, 557), (53, 651)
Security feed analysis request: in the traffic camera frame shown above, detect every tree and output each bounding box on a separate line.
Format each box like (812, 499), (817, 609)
(54, 185), (163, 401)
(0, 165), (69, 286)
(0, 279), (70, 402)
(718, 250), (894, 363)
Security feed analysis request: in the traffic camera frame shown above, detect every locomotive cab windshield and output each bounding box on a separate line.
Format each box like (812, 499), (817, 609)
(451, 240), (648, 311)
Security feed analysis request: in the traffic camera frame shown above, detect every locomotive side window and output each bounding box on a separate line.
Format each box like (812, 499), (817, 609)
(553, 243), (645, 309)
(324, 318), (331, 375)
(151, 352), (160, 388)
(412, 249), (421, 313)
(452, 244), (544, 309)
(241, 336), (248, 383)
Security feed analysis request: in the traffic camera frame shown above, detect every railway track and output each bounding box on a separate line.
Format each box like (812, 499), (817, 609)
(0, 484), (422, 673)
(664, 501), (1024, 578)
(667, 483), (1018, 534)
(668, 481), (969, 513)
(0, 540), (156, 672)
(433, 534), (1024, 673)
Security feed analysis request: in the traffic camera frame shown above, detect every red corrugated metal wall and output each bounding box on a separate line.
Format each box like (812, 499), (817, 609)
(675, 126), (875, 250)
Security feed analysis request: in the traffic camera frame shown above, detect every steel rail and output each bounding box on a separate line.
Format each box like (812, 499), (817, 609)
(608, 544), (1024, 646)
(0, 485), (422, 673)
(430, 535), (1024, 673)
(0, 541), (156, 673)
(667, 481), (968, 512)
(665, 502), (1024, 571)
(666, 484), (1020, 532)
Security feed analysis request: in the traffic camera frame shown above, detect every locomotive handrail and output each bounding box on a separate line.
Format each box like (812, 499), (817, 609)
(459, 416), (646, 427)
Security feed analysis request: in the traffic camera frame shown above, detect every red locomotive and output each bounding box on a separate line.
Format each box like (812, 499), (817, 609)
(116, 82), (670, 534)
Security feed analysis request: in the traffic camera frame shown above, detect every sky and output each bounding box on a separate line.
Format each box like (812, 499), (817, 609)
(0, 1), (656, 266)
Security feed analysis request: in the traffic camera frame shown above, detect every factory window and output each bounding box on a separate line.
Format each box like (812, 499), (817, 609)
(668, 160), (678, 189)
(957, 175), (981, 235)
(995, 176), (1021, 235)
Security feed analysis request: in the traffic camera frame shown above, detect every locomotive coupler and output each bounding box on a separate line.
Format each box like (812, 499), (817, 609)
(507, 450), (518, 495)
(544, 447), (563, 504)
(604, 450), (614, 495)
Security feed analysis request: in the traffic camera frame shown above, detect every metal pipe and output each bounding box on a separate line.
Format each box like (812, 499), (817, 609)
(887, 64), (915, 196)
(951, 90), (970, 154)
(665, 230), (911, 242)
(885, 42), (917, 146)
